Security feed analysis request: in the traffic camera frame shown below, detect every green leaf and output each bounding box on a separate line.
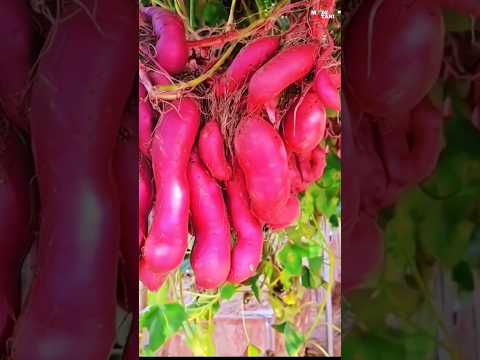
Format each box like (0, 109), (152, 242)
(452, 261), (475, 292)
(301, 259), (323, 289)
(270, 296), (286, 321)
(140, 305), (159, 329)
(220, 284), (237, 300)
(272, 322), (287, 333)
(160, 303), (188, 337)
(141, 303), (187, 352)
(246, 344), (263, 357)
(277, 244), (303, 276)
(202, 1), (227, 27)
(145, 315), (167, 352)
(264, 261), (274, 281)
(187, 323), (216, 356)
(249, 275), (261, 302)
(284, 322), (305, 357)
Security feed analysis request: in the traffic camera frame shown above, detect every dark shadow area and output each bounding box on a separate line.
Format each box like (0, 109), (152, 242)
(0, 1), (138, 359)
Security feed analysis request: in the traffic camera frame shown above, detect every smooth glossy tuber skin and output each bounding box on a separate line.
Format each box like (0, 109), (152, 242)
(355, 117), (389, 216)
(408, 97), (444, 184)
(314, 68), (340, 112)
(11, 1), (137, 359)
(143, 97), (200, 274)
(234, 115), (291, 223)
(140, 260), (166, 292)
(215, 36), (280, 97)
(298, 147), (327, 183)
(143, 7), (188, 75)
(288, 152), (309, 194)
(139, 83), (154, 158)
(139, 156), (153, 248)
(226, 165), (264, 284)
(247, 44), (318, 117)
(198, 120), (232, 181)
(188, 152), (231, 290)
(268, 195), (301, 231)
(344, 0), (444, 117)
(343, 213), (384, 294)
(0, 1), (37, 131)
(283, 91), (326, 155)
(0, 125), (34, 355)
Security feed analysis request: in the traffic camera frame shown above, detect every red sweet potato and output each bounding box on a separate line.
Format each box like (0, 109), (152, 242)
(226, 165), (264, 284)
(139, 260), (166, 292)
(234, 115), (291, 223)
(215, 36), (280, 96)
(283, 91), (326, 155)
(11, 2), (137, 359)
(139, 83), (154, 158)
(298, 147), (327, 183)
(268, 195), (301, 231)
(188, 152), (231, 290)
(0, 1), (37, 131)
(344, 0), (444, 117)
(198, 120), (232, 181)
(143, 7), (188, 75)
(247, 44), (318, 122)
(143, 97), (200, 274)
(0, 123), (34, 355)
(343, 212), (384, 294)
(139, 156), (153, 248)
(314, 68), (340, 112)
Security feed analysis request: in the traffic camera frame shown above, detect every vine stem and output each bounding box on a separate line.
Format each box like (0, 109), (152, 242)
(304, 242), (335, 342)
(152, 40), (238, 98)
(308, 340), (329, 357)
(241, 298), (251, 344)
(226, 0), (238, 31)
(152, 0), (289, 98)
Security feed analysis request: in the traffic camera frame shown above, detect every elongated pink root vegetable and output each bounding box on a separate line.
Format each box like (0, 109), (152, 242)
(343, 213), (384, 294)
(235, 115), (291, 223)
(0, 124), (34, 355)
(247, 44), (317, 123)
(0, 1), (37, 131)
(215, 36), (280, 97)
(408, 97), (444, 183)
(344, 0), (444, 117)
(11, 1), (137, 359)
(298, 147), (327, 183)
(139, 83), (154, 158)
(283, 91), (326, 155)
(140, 260), (166, 292)
(188, 152), (231, 289)
(143, 7), (188, 75)
(226, 165), (264, 284)
(139, 156), (153, 248)
(288, 152), (308, 194)
(355, 118), (389, 215)
(314, 68), (340, 111)
(143, 97), (200, 274)
(198, 120), (232, 181)
(268, 195), (301, 230)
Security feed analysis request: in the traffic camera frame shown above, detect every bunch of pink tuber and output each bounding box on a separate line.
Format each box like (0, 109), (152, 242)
(139, 2), (340, 292)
